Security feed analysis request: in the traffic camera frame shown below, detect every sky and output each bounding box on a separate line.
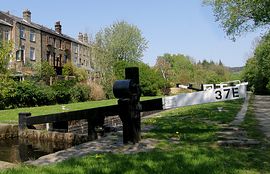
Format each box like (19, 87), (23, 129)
(0, 0), (266, 67)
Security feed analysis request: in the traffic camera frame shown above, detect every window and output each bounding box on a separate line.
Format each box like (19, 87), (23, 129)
(30, 47), (35, 61)
(30, 30), (35, 42)
(20, 27), (25, 39)
(64, 55), (68, 63)
(4, 31), (10, 41)
(0, 32), (2, 41)
(59, 40), (62, 49)
(54, 38), (56, 48)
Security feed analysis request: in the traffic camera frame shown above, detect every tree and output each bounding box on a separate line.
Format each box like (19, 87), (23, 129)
(0, 41), (13, 74)
(204, 0), (270, 40)
(92, 21), (148, 98)
(242, 31), (270, 94)
(95, 21), (148, 63)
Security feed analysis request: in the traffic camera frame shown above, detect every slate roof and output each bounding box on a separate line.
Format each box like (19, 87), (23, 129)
(0, 19), (12, 27)
(0, 11), (84, 44)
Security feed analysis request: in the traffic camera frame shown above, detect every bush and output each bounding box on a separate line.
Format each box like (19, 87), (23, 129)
(35, 84), (56, 106)
(89, 82), (105, 100)
(51, 80), (76, 104)
(0, 77), (16, 109)
(70, 83), (91, 102)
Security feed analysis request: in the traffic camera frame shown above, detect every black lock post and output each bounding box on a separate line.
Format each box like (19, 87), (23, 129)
(113, 67), (141, 144)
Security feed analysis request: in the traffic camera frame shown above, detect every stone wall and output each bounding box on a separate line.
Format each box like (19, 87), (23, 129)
(0, 124), (18, 139)
(19, 129), (90, 145)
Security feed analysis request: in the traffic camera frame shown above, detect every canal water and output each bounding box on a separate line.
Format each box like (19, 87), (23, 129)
(0, 137), (73, 163)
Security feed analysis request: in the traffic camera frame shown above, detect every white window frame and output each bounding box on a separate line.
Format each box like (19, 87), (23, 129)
(30, 47), (36, 61)
(30, 30), (36, 42)
(20, 27), (25, 39)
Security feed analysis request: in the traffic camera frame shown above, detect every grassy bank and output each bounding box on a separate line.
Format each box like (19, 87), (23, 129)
(0, 100), (270, 174)
(2, 98), (269, 173)
(0, 96), (159, 123)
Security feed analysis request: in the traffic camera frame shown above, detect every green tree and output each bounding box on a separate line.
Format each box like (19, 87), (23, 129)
(98, 21), (148, 62)
(0, 41), (13, 74)
(92, 21), (148, 98)
(204, 0), (270, 39)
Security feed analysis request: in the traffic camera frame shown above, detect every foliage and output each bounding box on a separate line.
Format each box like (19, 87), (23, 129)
(96, 21), (148, 62)
(51, 80), (76, 104)
(242, 31), (270, 94)
(35, 61), (56, 83)
(204, 0), (270, 40)
(0, 41), (13, 74)
(154, 54), (230, 87)
(113, 61), (166, 96)
(62, 62), (75, 76)
(70, 83), (91, 102)
(89, 82), (106, 101)
(74, 67), (88, 82)
(92, 21), (148, 98)
(0, 76), (16, 109)
(63, 62), (88, 82)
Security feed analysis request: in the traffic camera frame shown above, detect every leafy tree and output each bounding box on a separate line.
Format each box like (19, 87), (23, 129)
(98, 21), (148, 62)
(204, 0), (270, 39)
(92, 21), (148, 98)
(0, 41), (13, 74)
(242, 31), (270, 94)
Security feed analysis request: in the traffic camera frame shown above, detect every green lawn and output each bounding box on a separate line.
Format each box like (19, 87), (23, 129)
(0, 96), (159, 123)
(2, 98), (270, 173)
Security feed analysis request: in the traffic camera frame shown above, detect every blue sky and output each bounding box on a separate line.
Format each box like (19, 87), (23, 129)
(0, 0), (265, 67)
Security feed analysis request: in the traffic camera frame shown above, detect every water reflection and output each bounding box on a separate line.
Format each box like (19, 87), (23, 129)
(0, 137), (73, 163)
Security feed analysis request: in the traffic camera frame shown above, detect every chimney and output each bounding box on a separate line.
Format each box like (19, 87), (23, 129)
(23, 9), (31, 22)
(78, 32), (83, 42)
(55, 21), (62, 34)
(83, 33), (88, 43)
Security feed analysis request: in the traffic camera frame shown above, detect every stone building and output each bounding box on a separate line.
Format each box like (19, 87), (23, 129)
(0, 10), (94, 76)
(0, 19), (12, 42)
(0, 10), (42, 75)
(40, 21), (72, 75)
(71, 32), (93, 75)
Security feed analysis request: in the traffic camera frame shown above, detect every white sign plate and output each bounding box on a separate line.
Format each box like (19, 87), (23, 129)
(163, 83), (248, 109)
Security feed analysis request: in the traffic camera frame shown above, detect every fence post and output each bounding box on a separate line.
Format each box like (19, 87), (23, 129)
(18, 112), (31, 134)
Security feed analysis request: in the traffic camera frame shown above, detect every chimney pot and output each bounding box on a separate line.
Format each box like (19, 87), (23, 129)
(55, 21), (62, 34)
(78, 32), (83, 42)
(23, 9), (31, 22)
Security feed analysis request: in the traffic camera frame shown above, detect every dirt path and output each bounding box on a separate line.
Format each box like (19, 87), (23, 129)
(253, 95), (270, 139)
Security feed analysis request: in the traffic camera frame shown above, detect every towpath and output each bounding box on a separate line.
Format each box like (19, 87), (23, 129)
(253, 95), (270, 140)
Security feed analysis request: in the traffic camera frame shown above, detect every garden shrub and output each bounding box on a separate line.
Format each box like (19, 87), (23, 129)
(51, 79), (76, 104)
(70, 83), (91, 102)
(89, 82), (105, 101)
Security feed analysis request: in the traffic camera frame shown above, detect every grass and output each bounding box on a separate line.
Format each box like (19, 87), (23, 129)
(0, 96), (159, 123)
(1, 98), (270, 173)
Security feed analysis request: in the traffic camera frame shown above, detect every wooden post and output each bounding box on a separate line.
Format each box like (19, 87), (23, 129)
(18, 112), (31, 134)
(116, 67), (141, 144)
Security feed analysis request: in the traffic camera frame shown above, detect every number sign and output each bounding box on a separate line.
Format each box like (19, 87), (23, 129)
(163, 83), (248, 109)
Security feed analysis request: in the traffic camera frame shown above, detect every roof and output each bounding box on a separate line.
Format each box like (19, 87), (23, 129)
(0, 19), (12, 27)
(0, 11), (88, 45)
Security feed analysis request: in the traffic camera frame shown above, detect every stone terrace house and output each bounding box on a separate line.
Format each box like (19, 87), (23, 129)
(72, 32), (93, 75)
(0, 10), (93, 76)
(0, 19), (12, 42)
(0, 10), (41, 75)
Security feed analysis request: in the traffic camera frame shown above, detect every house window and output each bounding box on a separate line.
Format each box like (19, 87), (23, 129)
(30, 47), (35, 61)
(54, 38), (56, 48)
(30, 30), (35, 42)
(4, 31), (10, 41)
(0, 32), (2, 41)
(64, 55), (68, 63)
(20, 27), (25, 39)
